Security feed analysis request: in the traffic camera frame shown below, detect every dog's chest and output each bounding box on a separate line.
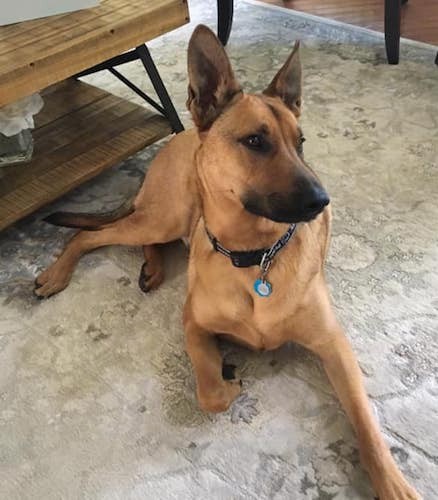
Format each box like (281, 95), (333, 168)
(188, 251), (302, 350)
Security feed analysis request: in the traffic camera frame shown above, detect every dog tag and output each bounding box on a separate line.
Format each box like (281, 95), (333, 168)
(254, 278), (272, 297)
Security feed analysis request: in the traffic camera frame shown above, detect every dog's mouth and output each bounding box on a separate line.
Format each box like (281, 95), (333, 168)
(297, 207), (327, 222)
(242, 189), (330, 224)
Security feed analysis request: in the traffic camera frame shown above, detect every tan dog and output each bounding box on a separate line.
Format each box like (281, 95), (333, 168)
(35, 25), (419, 499)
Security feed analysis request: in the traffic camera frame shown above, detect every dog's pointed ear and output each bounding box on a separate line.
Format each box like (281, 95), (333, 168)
(186, 25), (242, 131)
(263, 41), (302, 117)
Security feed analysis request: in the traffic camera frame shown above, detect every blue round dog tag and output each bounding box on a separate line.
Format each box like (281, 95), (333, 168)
(254, 279), (272, 297)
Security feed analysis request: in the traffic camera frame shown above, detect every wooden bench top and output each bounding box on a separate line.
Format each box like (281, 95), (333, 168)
(0, 0), (189, 106)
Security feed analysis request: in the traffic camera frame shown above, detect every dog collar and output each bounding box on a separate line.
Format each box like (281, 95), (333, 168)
(205, 223), (297, 297)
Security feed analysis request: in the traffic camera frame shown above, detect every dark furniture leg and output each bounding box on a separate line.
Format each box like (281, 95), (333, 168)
(136, 44), (184, 133)
(384, 0), (402, 64)
(217, 0), (234, 46)
(75, 46), (184, 134)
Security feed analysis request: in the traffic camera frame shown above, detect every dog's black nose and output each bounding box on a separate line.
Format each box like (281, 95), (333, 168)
(304, 186), (330, 213)
(241, 182), (330, 224)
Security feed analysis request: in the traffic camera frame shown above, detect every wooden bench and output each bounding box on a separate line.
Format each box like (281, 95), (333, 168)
(0, 0), (189, 231)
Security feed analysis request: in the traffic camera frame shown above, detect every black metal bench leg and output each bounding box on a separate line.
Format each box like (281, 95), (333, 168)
(217, 0), (234, 46)
(136, 44), (184, 133)
(384, 0), (401, 64)
(76, 47), (184, 133)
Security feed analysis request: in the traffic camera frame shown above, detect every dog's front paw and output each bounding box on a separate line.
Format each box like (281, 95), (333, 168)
(371, 462), (421, 500)
(197, 380), (242, 413)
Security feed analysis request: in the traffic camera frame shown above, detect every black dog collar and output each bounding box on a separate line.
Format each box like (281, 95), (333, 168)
(205, 224), (296, 268)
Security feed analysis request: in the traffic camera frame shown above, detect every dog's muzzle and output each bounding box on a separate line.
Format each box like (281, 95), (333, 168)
(242, 183), (330, 224)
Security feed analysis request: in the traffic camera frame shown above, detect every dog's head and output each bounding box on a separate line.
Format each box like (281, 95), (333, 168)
(187, 25), (329, 224)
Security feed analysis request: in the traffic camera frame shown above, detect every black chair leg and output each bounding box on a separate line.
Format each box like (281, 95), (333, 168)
(435, 52), (438, 65)
(384, 0), (401, 64)
(217, 0), (234, 46)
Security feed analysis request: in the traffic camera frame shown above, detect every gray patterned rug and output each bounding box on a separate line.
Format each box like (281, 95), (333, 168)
(1, 1), (437, 498)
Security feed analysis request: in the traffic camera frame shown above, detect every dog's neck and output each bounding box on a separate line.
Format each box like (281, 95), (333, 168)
(196, 165), (289, 251)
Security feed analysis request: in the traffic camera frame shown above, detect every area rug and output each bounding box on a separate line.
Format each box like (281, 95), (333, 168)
(1, 0), (437, 498)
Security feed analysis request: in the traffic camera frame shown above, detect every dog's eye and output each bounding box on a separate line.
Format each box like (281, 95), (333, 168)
(241, 134), (271, 153)
(246, 135), (262, 148)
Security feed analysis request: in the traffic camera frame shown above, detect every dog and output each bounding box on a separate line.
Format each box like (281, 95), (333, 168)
(34, 25), (419, 499)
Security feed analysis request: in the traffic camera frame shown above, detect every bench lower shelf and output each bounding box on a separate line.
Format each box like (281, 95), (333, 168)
(0, 79), (172, 231)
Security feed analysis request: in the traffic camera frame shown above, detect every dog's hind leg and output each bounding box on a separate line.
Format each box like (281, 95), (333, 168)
(34, 210), (183, 298)
(35, 129), (199, 298)
(138, 245), (164, 293)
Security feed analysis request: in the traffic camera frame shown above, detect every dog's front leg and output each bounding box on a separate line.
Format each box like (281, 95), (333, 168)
(314, 334), (419, 499)
(184, 308), (241, 413)
(291, 282), (420, 500)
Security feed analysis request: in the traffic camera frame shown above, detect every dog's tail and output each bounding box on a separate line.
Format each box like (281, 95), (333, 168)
(43, 198), (134, 230)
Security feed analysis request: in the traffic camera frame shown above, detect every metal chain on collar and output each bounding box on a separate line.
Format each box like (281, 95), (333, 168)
(205, 222), (297, 297)
(259, 223), (296, 275)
